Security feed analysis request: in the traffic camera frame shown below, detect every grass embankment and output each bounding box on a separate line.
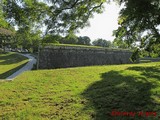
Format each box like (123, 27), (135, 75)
(0, 62), (160, 119)
(0, 52), (28, 79)
(43, 43), (131, 51)
(43, 43), (103, 48)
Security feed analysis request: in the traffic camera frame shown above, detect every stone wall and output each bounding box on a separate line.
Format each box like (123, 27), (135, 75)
(38, 46), (132, 69)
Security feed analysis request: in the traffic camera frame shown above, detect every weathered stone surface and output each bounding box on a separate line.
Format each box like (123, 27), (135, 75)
(39, 46), (132, 69)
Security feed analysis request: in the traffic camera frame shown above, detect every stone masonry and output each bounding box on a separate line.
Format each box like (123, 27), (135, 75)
(38, 46), (132, 69)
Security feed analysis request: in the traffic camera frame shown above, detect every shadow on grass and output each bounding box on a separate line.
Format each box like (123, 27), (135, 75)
(0, 62), (28, 79)
(0, 53), (27, 65)
(127, 65), (160, 79)
(82, 66), (160, 120)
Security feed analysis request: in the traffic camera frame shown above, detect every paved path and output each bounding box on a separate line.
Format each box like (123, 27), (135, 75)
(6, 53), (37, 80)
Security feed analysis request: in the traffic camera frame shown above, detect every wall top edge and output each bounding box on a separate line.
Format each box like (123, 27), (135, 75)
(40, 45), (132, 52)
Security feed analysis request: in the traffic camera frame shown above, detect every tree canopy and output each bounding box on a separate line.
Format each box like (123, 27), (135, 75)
(114, 0), (160, 56)
(92, 38), (112, 47)
(0, 1), (15, 35)
(0, 0), (108, 52)
(77, 36), (91, 45)
(1, 0), (159, 56)
(44, 0), (106, 34)
(2, 0), (107, 35)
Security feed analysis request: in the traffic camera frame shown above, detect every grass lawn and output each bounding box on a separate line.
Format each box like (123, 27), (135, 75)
(0, 62), (160, 119)
(0, 52), (28, 79)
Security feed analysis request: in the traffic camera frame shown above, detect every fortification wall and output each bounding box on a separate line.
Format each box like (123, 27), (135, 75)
(39, 46), (132, 69)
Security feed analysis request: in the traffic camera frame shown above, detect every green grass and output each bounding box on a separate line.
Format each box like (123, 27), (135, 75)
(140, 60), (152, 63)
(44, 43), (104, 48)
(0, 62), (160, 119)
(0, 52), (28, 79)
(42, 43), (131, 51)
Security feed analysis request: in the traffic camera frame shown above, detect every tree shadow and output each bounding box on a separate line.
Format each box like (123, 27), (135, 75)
(0, 62), (27, 79)
(127, 65), (160, 80)
(0, 53), (27, 65)
(82, 66), (160, 119)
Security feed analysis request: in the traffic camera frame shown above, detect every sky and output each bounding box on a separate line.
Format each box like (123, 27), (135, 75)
(77, 3), (121, 41)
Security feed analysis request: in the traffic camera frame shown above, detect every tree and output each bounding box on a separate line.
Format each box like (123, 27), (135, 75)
(1, 0), (108, 51)
(1, 0), (47, 52)
(114, 0), (160, 58)
(92, 38), (112, 47)
(0, 2), (15, 52)
(64, 32), (78, 44)
(42, 34), (61, 44)
(113, 38), (129, 49)
(0, 26), (15, 52)
(145, 39), (160, 58)
(77, 36), (91, 45)
(3, 0), (48, 28)
(44, 0), (106, 35)
(0, 1), (9, 28)
(15, 27), (41, 52)
(2, 0), (107, 35)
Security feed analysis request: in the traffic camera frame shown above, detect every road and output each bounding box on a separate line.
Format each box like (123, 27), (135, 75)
(6, 53), (37, 80)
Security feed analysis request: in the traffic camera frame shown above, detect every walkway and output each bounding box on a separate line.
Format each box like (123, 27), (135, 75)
(6, 53), (37, 80)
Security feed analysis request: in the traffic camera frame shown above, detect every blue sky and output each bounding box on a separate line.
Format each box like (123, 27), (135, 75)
(77, 3), (121, 41)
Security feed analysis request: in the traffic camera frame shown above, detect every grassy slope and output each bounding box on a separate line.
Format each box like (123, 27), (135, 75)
(0, 62), (160, 119)
(0, 52), (28, 79)
(43, 43), (104, 48)
(43, 43), (131, 51)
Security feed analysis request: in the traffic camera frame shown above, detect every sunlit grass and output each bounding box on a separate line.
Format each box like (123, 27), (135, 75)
(0, 62), (160, 119)
(42, 43), (131, 51)
(0, 52), (28, 79)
